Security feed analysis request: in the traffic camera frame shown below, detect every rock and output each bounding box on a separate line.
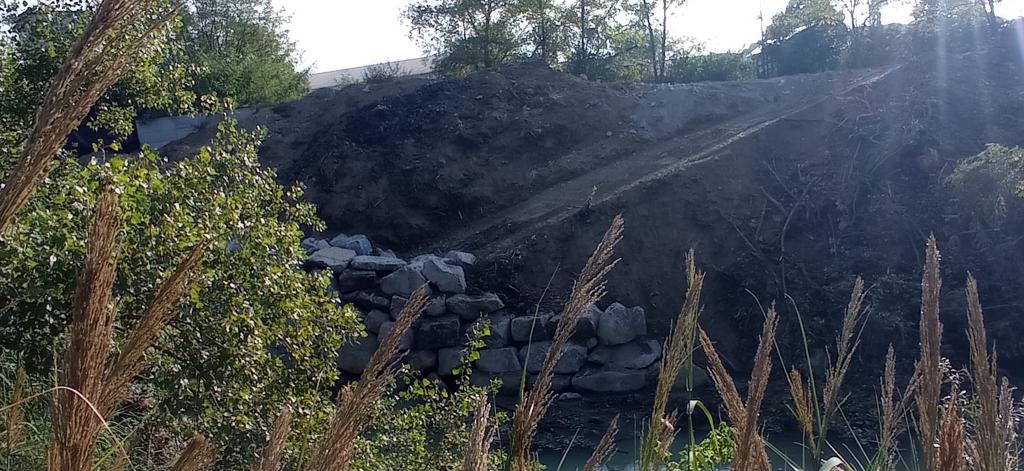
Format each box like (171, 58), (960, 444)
(373, 247), (398, 258)
(447, 293), (504, 320)
(425, 296), (447, 316)
(511, 314), (556, 343)
(364, 309), (390, 334)
(470, 371), (521, 395)
(308, 247), (357, 271)
(575, 305), (601, 339)
(315, 240), (331, 251)
(330, 234), (373, 255)
(407, 350), (437, 372)
(437, 347), (467, 376)
(381, 266), (427, 296)
(336, 269), (378, 292)
(571, 368), (647, 393)
(353, 291), (390, 311)
(475, 347), (523, 373)
(597, 303), (646, 345)
(519, 342), (588, 375)
(415, 316), (460, 350)
(589, 339), (662, 369)
(444, 250), (477, 267)
(301, 237), (321, 253)
(557, 392), (583, 401)
(645, 364), (710, 392)
(528, 374), (572, 392)
(379, 321), (414, 350)
(350, 255), (407, 272)
(421, 258), (467, 294)
(477, 312), (512, 348)
(586, 338), (598, 349)
(390, 296), (407, 318)
(337, 336), (378, 374)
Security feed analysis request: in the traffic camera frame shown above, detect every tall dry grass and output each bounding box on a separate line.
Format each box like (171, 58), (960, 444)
(251, 406), (293, 471)
(638, 249), (704, 471)
(870, 346), (918, 471)
(171, 434), (217, 471)
(304, 287), (429, 471)
(915, 235), (945, 471)
(0, 0), (179, 233)
(461, 394), (496, 471)
(699, 307), (778, 471)
(507, 215), (624, 471)
(5, 365), (26, 453)
(583, 414), (620, 471)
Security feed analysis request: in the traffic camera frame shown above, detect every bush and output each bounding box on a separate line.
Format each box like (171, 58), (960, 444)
(362, 61), (408, 83)
(668, 52), (755, 83)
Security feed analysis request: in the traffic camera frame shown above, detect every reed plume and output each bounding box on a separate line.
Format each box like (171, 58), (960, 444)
(48, 188), (120, 471)
(171, 434), (217, 471)
(461, 394), (496, 471)
(639, 249), (703, 471)
(5, 365), (26, 452)
(508, 215), (623, 471)
(914, 235), (945, 471)
(251, 406), (293, 471)
(872, 346), (919, 471)
(0, 0), (179, 233)
(937, 386), (966, 471)
(304, 287), (428, 471)
(699, 307), (777, 471)
(965, 275), (1018, 471)
(584, 415), (620, 471)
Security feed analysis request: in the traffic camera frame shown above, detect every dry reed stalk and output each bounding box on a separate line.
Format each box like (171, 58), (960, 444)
(171, 434), (217, 471)
(251, 406), (293, 471)
(508, 215), (624, 471)
(874, 345), (919, 471)
(0, 0), (177, 233)
(699, 307), (777, 471)
(304, 287), (429, 471)
(638, 250), (703, 471)
(822, 277), (867, 419)
(6, 365), (26, 452)
(48, 188), (120, 471)
(915, 235), (944, 471)
(99, 242), (207, 416)
(937, 387), (966, 471)
(461, 395), (496, 471)
(965, 275), (1018, 471)
(583, 414), (620, 471)
(788, 368), (816, 455)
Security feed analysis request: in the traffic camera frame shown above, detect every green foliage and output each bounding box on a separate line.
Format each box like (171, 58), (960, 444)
(765, 0), (845, 41)
(668, 51), (755, 83)
(406, 0), (526, 77)
(0, 120), (360, 467)
(947, 144), (1024, 227)
(667, 421), (736, 471)
(183, 0), (309, 106)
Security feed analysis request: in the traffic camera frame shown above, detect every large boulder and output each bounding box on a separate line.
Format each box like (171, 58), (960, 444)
(337, 336), (379, 374)
(589, 339), (662, 369)
(477, 312), (513, 348)
(364, 309), (390, 334)
(444, 250), (477, 267)
(470, 371), (521, 395)
(420, 257), (467, 294)
(415, 316), (461, 350)
(597, 303), (647, 345)
(437, 347), (468, 376)
(350, 255), (407, 272)
(308, 247), (356, 271)
(528, 374), (572, 393)
(447, 293), (504, 320)
(330, 234), (373, 255)
(353, 291), (390, 311)
(425, 296), (447, 316)
(541, 307), (600, 341)
(518, 342), (588, 375)
(475, 348), (523, 373)
(511, 314), (556, 343)
(645, 364), (710, 392)
(406, 350), (437, 372)
(571, 368), (647, 393)
(379, 321), (414, 350)
(336, 269), (378, 292)
(381, 266), (427, 296)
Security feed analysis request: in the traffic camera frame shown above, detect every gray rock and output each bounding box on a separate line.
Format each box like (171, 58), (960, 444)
(415, 316), (460, 350)
(571, 368), (647, 393)
(407, 350), (437, 372)
(437, 347), (467, 376)
(589, 339), (662, 369)
(336, 269), (378, 292)
(353, 291), (390, 310)
(511, 314), (556, 343)
(576, 305), (601, 339)
(597, 303), (647, 345)
(315, 240), (331, 251)
(379, 321), (414, 350)
(645, 364), (710, 392)
(447, 293), (504, 320)
(337, 336), (379, 374)
(364, 309), (390, 334)
(527, 374), (572, 393)
(470, 371), (521, 395)
(309, 247), (357, 271)
(519, 342), (588, 375)
(301, 237), (321, 253)
(557, 392), (584, 401)
(444, 250), (477, 267)
(475, 347), (523, 373)
(390, 296), (408, 319)
(586, 338), (599, 349)
(381, 266), (427, 296)
(330, 234), (373, 255)
(477, 313), (512, 348)
(350, 255), (407, 272)
(425, 296), (447, 316)
(421, 258), (467, 294)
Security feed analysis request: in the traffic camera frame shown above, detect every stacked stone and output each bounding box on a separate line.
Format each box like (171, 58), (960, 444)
(303, 233), (681, 396)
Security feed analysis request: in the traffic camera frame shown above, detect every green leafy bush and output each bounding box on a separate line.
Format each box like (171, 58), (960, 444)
(947, 144), (1024, 227)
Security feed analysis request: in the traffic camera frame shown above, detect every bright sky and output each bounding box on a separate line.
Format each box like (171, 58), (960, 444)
(274, 0), (1024, 73)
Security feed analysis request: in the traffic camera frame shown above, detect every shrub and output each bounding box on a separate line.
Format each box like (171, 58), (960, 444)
(362, 61), (408, 83)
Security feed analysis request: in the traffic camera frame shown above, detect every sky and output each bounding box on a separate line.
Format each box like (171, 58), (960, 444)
(274, 0), (1024, 73)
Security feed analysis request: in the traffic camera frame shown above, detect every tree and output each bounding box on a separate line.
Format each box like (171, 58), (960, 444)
(406, 0), (525, 76)
(519, 0), (568, 63)
(183, 0), (309, 106)
(765, 0), (845, 41)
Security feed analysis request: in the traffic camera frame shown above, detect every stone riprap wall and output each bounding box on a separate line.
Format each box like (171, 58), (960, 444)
(303, 234), (671, 396)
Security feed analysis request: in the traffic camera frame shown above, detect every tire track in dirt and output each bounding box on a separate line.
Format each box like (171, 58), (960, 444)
(425, 66), (900, 257)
